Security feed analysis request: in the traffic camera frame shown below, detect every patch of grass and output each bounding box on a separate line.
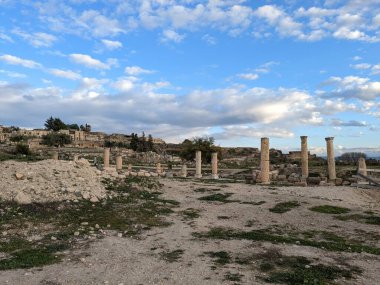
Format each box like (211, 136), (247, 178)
(194, 227), (380, 255)
(0, 177), (178, 270)
(181, 208), (201, 220)
(194, 187), (221, 193)
(269, 201), (300, 213)
(198, 193), (239, 203)
(160, 249), (184, 263)
(263, 255), (361, 285)
(310, 205), (351, 214)
(240, 201), (266, 205)
(205, 251), (231, 265)
(224, 272), (243, 282)
(336, 213), (380, 225)
(217, 216), (230, 220)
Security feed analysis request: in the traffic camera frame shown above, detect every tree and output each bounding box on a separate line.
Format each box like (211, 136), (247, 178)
(147, 134), (154, 151)
(41, 133), (72, 147)
(66, 123), (80, 130)
(44, 116), (67, 131)
(130, 133), (139, 151)
(80, 124), (91, 132)
(137, 132), (147, 152)
(338, 152), (367, 163)
(179, 136), (221, 163)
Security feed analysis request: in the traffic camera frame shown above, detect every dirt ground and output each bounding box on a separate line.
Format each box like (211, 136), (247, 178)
(1, 178), (379, 285)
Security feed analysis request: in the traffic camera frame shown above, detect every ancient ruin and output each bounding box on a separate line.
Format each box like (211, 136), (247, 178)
(325, 137), (336, 181)
(260, 137), (270, 184)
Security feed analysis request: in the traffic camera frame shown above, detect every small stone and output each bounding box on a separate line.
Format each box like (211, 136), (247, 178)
(15, 172), (25, 180)
(90, 196), (99, 203)
(95, 224), (100, 229)
(74, 231), (80, 236)
(117, 233), (123, 238)
(51, 236), (57, 241)
(14, 192), (31, 204)
(81, 222), (89, 226)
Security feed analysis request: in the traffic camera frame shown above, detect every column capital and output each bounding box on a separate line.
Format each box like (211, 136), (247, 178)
(300, 135), (308, 140)
(325, 137), (334, 141)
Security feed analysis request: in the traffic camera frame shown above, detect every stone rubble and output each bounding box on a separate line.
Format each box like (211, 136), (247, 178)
(0, 159), (107, 204)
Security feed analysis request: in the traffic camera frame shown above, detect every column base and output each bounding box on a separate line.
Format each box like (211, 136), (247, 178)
(195, 174), (202, 178)
(211, 174), (219, 179)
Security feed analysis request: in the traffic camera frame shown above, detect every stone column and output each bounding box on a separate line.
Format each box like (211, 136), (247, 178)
(73, 154), (78, 162)
(116, 155), (122, 171)
(128, 164), (132, 171)
(358, 157), (367, 176)
(300, 136), (308, 178)
(325, 137), (336, 180)
(156, 163), (162, 174)
(103, 148), (110, 168)
(260, 137), (270, 184)
(195, 151), (202, 178)
(181, 164), (187, 178)
(52, 151), (58, 160)
(211, 152), (219, 179)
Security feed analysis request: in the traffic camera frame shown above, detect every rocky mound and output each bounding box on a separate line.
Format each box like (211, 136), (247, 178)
(0, 159), (107, 204)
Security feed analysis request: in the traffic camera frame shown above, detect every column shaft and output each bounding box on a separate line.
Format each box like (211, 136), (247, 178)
(301, 136), (308, 178)
(260, 137), (270, 184)
(325, 137), (336, 180)
(103, 148), (110, 168)
(211, 152), (218, 179)
(195, 151), (202, 178)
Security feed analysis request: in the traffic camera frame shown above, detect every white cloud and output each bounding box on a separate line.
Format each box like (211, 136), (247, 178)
(125, 66), (154, 76)
(333, 27), (368, 40)
(321, 76), (380, 101)
(0, 69), (26, 78)
(350, 63), (371, 70)
(371, 64), (380, 75)
(161, 29), (185, 43)
(0, 32), (13, 43)
(0, 54), (42, 69)
(237, 73), (259, 80)
(255, 5), (304, 38)
(13, 28), (57, 47)
(78, 10), (124, 37)
(101, 39), (123, 50)
(48, 68), (81, 80)
(69, 53), (109, 69)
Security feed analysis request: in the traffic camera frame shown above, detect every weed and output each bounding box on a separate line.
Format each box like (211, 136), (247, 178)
(198, 193), (239, 203)
(194, 227), (380, 255)
(224, 272), (243, 282)
(181, 208), (201, 220)
(205, 251), (231, 265)
(194, 188), (221, 193)
(269, 201), (300, 213)
(217, 216), (230, 220)
(240, 201), (266, 205)
(0, 177), (178, 270)
(310, 205), (351, 214)
(336, 214), (380, 225)
(160, 249), (184, 263)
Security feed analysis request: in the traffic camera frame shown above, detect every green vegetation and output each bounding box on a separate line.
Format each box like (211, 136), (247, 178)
(240, 201), (266, 205)
(269, 201), (300, 213)
(129, 132), (155, 152)
(310, 205), (351, 214)
(256, 250), (362, 285)
(224, 272), (243, 282)
(181, 208), (201, 220)
(41, 133), (72, 147)
(194, 227), (380, 255)
(179, 136), (221, 163)
(205, 251), (231, 265)
(336, 213), (380, 225)
(160, 249), (184, 263)
(198, 193), (239, 203)
(194, 187), (221, 193)
(0, 176), (178, 270)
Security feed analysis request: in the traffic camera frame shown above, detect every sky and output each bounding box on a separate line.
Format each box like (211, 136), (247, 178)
(1, 0), (380, 156)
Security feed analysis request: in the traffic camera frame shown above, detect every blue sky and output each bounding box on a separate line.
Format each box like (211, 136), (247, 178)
(1, 0), (380, 155)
